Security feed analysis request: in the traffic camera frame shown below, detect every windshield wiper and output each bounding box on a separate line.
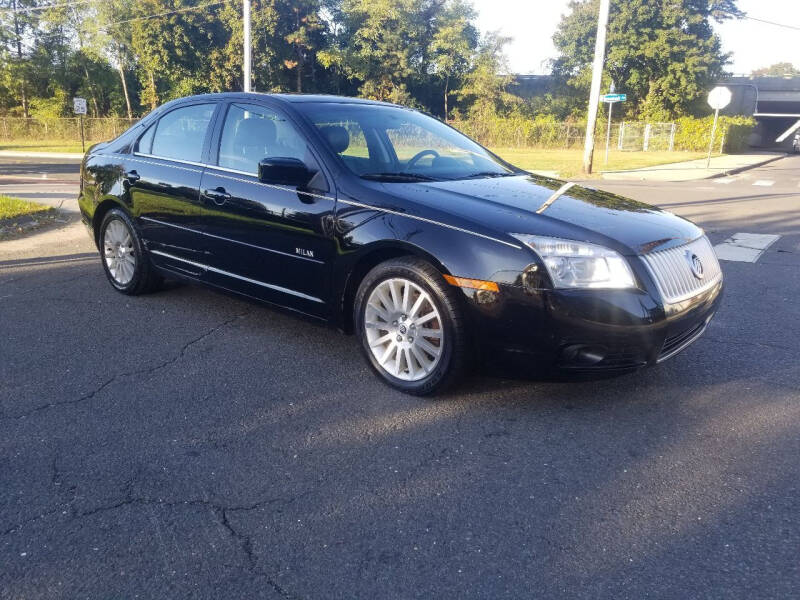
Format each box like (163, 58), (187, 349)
(360, 172), (440, 182)
(460, 171), (514, 179)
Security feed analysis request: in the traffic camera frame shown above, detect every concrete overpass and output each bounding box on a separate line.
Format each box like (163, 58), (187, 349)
(720, 76), (800, 149)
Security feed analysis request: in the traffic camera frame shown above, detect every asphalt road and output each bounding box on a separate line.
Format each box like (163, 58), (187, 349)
(1, 156), (799, 599)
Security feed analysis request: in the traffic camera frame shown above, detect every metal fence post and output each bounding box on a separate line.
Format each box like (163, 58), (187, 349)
(618, 121), (625, 150)
(643, 123), (651, 151)
(668, 122), (676, 152)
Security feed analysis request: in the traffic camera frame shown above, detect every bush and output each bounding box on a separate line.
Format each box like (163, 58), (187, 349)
(672, 115), (756, 153)
(453, 113), (586, 148)
(452, 113), (756, 153)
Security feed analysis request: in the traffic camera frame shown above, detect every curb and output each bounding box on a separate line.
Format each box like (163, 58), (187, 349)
(0, 150), (83, 160)
(598, 153), (787, 182)
(708, 153), (788, 179)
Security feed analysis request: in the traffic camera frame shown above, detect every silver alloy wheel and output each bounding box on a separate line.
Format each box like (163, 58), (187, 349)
(103, 218), (136, 286)
(364, 277), (444, 381)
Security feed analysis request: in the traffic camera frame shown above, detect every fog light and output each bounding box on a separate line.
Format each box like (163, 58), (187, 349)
(561, 344), (606, 366)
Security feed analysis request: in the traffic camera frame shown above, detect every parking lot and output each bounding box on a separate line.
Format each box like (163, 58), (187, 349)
(1, 156), (799, 598)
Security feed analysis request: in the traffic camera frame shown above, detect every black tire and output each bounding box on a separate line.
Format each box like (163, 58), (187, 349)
(354, 256), (470, 396)
(98, 208), (163, 295)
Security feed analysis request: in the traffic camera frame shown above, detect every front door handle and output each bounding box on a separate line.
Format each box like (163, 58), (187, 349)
(124, 170), (140, 183)
(203, 187), (231, 206)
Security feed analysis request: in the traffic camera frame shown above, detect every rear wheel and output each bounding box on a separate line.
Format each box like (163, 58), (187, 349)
(354, 257), (469, 395)
(99, 208), (162, 295)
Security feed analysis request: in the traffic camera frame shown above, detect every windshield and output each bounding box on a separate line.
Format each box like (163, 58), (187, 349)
(296, 103), (518, 182)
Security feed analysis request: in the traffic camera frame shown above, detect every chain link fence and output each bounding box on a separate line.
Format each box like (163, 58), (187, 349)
(0, 116), (717, 154)
(0, 117), (140, 143)
(617, 122), (676, 152)
(454, 119), (681, 152)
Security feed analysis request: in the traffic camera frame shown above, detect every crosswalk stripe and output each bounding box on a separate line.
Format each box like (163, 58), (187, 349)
(714, 232), (781, 263)
(753, 180), (774, 187)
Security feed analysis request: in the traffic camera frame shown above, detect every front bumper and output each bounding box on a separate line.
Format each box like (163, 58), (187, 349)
(462, 276), (723, 372)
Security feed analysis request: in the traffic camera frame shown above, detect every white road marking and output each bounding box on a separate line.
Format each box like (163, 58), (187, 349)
(714, 232), (781, 263)
(714, 177), (736, 184)
(752, 180), (774, 187)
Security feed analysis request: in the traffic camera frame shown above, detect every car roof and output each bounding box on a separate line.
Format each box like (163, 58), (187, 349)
(173, 92), (400, 108)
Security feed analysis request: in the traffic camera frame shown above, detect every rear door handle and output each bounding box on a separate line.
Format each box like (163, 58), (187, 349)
(124, 170), (140, 183)
(203, 187), (231, 205)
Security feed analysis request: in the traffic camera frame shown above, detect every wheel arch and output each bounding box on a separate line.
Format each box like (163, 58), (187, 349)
(337, 240), (452, 334)
(91, 198), (130, 248)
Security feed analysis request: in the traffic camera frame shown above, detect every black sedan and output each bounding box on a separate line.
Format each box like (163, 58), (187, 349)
(78, 93), (723, 395)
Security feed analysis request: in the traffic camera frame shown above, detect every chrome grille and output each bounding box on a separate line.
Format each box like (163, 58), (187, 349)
(641, 236), (722, 304)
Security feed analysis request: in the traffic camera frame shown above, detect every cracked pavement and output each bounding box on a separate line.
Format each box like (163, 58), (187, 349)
(1, 155), (799, 598)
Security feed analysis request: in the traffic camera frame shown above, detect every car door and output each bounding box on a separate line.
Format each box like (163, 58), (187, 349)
(197, 101), (336, 318)
(127, 102), (218, 272)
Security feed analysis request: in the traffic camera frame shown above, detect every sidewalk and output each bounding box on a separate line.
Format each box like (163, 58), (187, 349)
(600, 152), (786, 182)
(0, 150), (83, 160)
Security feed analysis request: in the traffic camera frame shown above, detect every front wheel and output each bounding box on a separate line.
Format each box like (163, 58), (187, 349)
(354, 257), (470, 395)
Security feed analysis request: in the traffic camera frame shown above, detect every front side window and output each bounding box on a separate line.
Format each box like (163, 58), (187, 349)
(150, 103), (215, 163)
(218, 103), (306, 174)
(297, 103), (516, 181)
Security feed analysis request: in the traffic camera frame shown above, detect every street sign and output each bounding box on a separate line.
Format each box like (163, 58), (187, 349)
(601, 93), (626, 103)
(73, 97), (87, 115)
(707, 86), (731, 110)
(705, 87), (732, 168)
(73, 98), (87, 152)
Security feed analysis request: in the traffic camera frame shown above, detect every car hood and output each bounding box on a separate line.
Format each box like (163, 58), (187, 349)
(379, 174), (702, 255)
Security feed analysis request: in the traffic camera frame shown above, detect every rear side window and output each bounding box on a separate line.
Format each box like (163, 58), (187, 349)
(136, 123), (155, 154)
(151, 103), (215, 162)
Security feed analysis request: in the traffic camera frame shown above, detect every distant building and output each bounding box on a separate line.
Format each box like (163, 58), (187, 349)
(719, 76), (800, 149)
(512, 75), (555, 100)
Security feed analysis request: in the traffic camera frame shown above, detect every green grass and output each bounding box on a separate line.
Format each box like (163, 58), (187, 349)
(0, 194), (54, 220)
(488, 148), (711, 178)
(0, 140), (94, 153)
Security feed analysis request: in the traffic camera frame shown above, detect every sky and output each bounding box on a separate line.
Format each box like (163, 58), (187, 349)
(472, 0), (800, 76)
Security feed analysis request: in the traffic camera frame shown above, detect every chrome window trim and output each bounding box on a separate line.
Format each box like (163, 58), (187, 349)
(149, 249), (324, 303)
(134, 152), (206, 167)
(206, 164), (256, 177)
(140, 217), (324, 264)
(131, 153), (204, 173)
(201, 165), (333, 203)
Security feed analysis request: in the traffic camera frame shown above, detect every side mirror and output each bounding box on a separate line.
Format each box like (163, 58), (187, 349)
(258, 157), (312, 187)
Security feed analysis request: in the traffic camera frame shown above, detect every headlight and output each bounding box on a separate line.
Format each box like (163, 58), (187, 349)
(511, 234), (636, 289)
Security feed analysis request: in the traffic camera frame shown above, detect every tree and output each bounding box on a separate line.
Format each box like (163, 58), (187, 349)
(751, 62), (800, 78)
(0, 0), (40, 117)
(456, 31), (517, 120)
(98, 0), (139, 119)
(430, 0), (477, 120)
(337, 0), (441, 104)
(0, 0), (492, 120)
(551, 0), (743, 119)
(281, 0), (325, 92)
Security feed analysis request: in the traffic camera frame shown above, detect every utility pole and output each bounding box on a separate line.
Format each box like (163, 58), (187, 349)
(243, 0), (251, 92)
(581, 0), (610, 175)
(604, 81), (615, 165)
